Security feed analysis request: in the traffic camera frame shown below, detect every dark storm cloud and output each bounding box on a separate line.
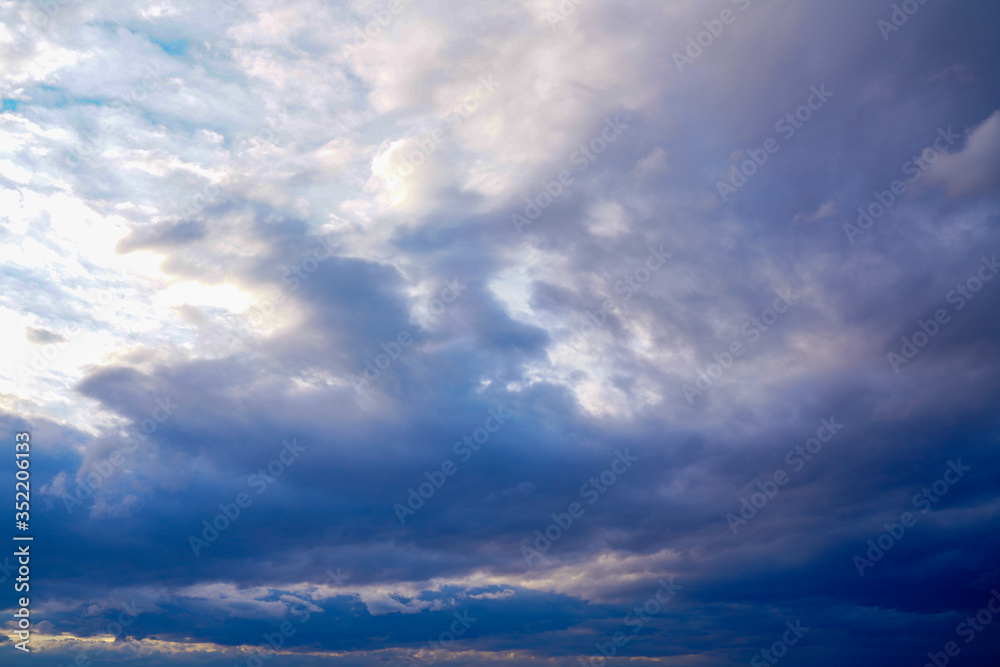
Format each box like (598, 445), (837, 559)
(7, 0), (1000, 665)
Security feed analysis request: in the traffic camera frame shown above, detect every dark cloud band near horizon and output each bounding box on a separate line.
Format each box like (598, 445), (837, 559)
(1, 0), (999, 665)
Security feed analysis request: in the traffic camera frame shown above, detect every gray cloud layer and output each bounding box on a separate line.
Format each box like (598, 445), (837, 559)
(1, 0), (999, 665)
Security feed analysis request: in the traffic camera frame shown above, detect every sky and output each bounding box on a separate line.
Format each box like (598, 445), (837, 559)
(1, 0), (1000, 665)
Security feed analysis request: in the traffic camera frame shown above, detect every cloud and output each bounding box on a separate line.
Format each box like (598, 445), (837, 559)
(25, 327), (67, 344)
(2, 0), (1000, 665)
(927, 110), (1000, 197)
